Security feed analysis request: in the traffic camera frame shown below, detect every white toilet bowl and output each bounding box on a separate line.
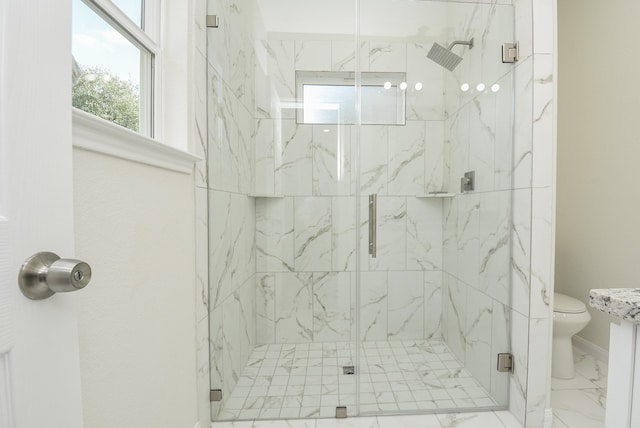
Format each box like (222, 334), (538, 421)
(552, 292), (591, 379)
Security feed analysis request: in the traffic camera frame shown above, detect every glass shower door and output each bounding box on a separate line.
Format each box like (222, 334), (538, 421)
(355, 0), (515, 414)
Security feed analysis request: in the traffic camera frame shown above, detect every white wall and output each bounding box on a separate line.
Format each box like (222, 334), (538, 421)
(73, 148), (199, 428)
(556, 0), (640, 350)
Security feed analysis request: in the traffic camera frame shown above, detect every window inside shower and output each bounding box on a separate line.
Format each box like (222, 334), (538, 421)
(296, 71), (406, 125)
(206, 0), (515, 421)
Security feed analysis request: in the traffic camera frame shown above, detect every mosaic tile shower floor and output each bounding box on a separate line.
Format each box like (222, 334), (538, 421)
(216, 340), (497, 421)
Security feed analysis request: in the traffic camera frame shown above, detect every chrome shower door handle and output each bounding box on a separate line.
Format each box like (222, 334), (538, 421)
(368, 194), (377, 258)
(18, 252), (92, 300)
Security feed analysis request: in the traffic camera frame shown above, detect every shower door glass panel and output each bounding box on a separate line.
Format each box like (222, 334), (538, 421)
(207, 0), (360, 421)
(356, 0), (514, 414)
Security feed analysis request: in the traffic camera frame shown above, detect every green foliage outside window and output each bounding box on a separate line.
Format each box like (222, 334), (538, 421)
(72, 63), (140, 132)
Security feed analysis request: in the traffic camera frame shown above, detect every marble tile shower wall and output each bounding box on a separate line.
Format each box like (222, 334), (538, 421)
(437, 2), (515, 404)
(253, 37), (451, 346)
(206, 0), (258, 419)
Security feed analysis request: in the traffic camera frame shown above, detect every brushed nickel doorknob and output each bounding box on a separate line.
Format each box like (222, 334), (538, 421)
(18, 252), (92, 300)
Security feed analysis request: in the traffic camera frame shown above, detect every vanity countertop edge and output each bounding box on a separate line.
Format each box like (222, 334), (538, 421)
(589, 288), (640, 324)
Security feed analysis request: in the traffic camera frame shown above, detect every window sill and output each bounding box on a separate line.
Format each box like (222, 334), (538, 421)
(72, 108), (201, 174)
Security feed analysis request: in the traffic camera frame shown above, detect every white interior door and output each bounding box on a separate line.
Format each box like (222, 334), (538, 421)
(0, 1), (84, 427)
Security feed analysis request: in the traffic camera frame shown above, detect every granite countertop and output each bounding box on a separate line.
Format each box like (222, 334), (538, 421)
(589, 288), (640, 323)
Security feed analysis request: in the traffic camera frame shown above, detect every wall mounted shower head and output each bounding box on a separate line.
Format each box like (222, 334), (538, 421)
(427, 38), (474, 71)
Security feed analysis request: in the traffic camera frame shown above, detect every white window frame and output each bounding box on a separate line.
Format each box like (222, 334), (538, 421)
(72, 0), (200, 172)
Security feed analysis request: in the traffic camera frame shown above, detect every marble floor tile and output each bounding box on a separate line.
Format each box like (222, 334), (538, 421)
(551, 388), (606, 428)
(551, 346), (607, 428)
(550, 372), (598, 391)
(572, 348), (608, 389)
(214, 340), (499, 423)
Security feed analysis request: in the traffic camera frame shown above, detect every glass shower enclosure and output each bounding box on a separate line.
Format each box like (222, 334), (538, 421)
(207, 0), (515, 421)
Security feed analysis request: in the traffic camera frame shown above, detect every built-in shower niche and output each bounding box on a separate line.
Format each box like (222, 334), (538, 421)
(208, 0), (514, 421)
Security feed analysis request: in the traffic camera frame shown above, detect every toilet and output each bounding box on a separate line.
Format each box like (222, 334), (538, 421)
(552, 292), (591, 379)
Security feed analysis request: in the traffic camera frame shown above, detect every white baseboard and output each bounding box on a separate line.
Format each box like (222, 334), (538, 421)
(544, 408), (553, 428)
(573, 335), (609, 364)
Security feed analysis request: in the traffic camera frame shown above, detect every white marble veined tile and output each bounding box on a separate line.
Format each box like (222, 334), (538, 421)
(369, 197), (406, 271)
(222, 293), (242, 396)
(312, 125), (352, 196)
(493, 71), (515, 192)
(294, 197), (331, 271)
(316, 417), (378, 428)
(388, 122), (425, 196)
(368, 42), (406, 72)
(275, 120), (313, 196)
(312, 272), (352, 342)
(443, 108), (470, 193)
(359, 125), (389, 195)
(209, 190), (233, 308)
(209, 305), (224, 398)
(456, 193), (480, 288)
(295, 40), (331, 72)
(512, 58), (533, 189)
(424, 271), (442, 340)
(510, 188), (531, 317)
(509, 310), (529, 427)
(332, 41), (369, 72)
(406, 197), (442, 271)
(377, 414), (441, 428)
(253, 419), (315, 428)
(573, 349), (608, 389)
(256, 274), (276, 344)
(406, 43), (445, 121)
(195, 188), (209, 323)
(331, 197), (356, 272)
(424, 121), (445, 193)
(228, 194), (256, 291)
(388, 272), (424, 340)
(478, 191), (511, 306)
(551, 372), (598, 391)
(238, 280), (256, 368)
(264, 40), (296, 119)
(275, 272), (313, 343)
(437, 411), (509, 428)
(490, 300), (510, 406)
(255, 118), (275, 195)
(551, 388), (606, 428)
(513, 0), (533, 61)
(468, 94), (496, 193)
(532, 0), (553, 55)
(256, 197), (294, 273)
(360, 272), (388, 341)
(443, 274), (467, 363)
(207, 66), (253, 194)
(442, 198), (458, 276)
(464, 287), (493, 392)
(532, 54), (554, 188)
(446, 3), (513, 90)
(530, 187), (552, 318)
(526, 317), (551, 427)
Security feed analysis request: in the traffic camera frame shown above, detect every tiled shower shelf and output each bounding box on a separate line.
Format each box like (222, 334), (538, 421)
(415, 193), (455, 198)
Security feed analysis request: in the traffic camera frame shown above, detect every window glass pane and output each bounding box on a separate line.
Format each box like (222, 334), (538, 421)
(111, 0), (143, 28)
(72, 0), (152, 135)
(297, 71), (406, 125)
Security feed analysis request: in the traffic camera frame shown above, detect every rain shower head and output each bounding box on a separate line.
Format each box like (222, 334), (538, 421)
(427, 38), (474, 71)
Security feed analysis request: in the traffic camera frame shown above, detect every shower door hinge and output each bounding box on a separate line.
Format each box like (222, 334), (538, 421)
(206, 15), (219, 28)
(210, 389), (222, 402)
(497, 353), (514, 372)
(502, 42), (519, 63)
